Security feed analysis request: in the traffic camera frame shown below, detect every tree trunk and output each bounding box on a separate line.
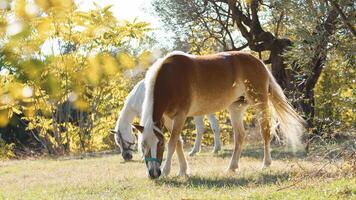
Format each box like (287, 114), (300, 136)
(269, 39), (293, 91)
(298, 8), (339, 129)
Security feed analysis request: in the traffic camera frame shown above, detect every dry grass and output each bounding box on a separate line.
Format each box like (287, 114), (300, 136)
(0, 144), (355, 200)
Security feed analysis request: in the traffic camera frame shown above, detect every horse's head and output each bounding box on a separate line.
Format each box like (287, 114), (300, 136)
(132, 124), (165, 179)
(112, 129), (135, 161)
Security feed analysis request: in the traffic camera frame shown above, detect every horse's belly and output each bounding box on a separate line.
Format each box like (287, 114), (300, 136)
(187, 84), (244, 116)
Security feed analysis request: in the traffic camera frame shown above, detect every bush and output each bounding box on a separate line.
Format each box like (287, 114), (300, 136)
(0, 134), (15, 159)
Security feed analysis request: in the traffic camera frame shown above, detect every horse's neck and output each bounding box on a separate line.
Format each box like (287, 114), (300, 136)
(115, 105), (137, 133)
(115, 80), (145, 140)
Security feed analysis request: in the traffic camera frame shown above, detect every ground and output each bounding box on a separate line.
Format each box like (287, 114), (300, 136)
(0, 144), (355, 200)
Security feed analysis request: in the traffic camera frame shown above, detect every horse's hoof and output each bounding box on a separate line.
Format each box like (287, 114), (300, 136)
(226, 163), (239, 173)
(261, 163), (271, 170)
(161, 169), (171, 177)
(225, 168), (237, 173)
(178, 171), (190, 177)
(261, 160), (272, 169)
(160, 172), (168, 177)
(189, 150), (198, 156)
(261, 166), (269, 170)
(178, 171), (190, 178)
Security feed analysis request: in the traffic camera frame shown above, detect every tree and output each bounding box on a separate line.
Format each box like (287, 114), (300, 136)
(0, 0), (152, 155)
(152, 0), (354, 128)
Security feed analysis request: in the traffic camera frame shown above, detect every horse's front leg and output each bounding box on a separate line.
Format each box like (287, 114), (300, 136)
(161, 114), (187, 177)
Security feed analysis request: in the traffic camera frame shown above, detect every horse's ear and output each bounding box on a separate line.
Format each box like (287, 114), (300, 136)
(132, 124), (144, 133)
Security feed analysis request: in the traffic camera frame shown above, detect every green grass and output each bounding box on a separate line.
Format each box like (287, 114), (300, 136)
(0, 144), (355, 200)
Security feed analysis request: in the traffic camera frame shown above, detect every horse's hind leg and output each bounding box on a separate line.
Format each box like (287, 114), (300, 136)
(176, 136), (189, 176)
(189, 116), (205, 156)
(247, 84), (272, 168)
(256, 102), (272, 168)
(227, 100), (248, 172)
(207, 114), (221, 153)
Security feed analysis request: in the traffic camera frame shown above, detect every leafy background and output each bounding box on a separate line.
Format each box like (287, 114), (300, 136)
(0, 0), (354, 159)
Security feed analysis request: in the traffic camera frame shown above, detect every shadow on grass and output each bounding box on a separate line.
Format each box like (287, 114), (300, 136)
(155, 172), (290, 188)
(216, 145), (306, 160)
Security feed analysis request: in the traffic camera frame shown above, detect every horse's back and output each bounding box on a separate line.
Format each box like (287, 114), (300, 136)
(189, 52), (269, 115)
(154, 51), (269, 117)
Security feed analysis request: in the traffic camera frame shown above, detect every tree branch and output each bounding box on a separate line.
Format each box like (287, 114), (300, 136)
(210, 0), (236, 49)
(329, 0), (356, 36)
(250, 0), (264, 34)
(303, 8), (339, 92)
(274, 11), (284, 38)
(229, 43), (248, 51)
(227, 0), (252, 41)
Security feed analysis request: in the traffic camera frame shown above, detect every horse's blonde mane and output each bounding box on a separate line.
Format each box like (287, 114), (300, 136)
(140, 58), (163, 129)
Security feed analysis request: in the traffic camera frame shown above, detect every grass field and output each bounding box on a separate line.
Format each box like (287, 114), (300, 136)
(0, 144), (355, 200)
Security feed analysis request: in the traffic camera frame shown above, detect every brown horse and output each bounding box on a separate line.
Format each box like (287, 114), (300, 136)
(133, 51), (304, 179)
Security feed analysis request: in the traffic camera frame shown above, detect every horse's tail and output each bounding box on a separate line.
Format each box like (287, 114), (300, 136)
(267, 71), (305, 150)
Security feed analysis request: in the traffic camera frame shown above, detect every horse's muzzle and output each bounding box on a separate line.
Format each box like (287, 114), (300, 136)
(148, 168), (161, 179)
(122, 151), (133, 161)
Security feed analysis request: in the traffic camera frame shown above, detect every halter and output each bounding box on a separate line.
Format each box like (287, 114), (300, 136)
(144, 157), (161, 164)
(141, 125), (164, 165)
(111, 129), (135, 152)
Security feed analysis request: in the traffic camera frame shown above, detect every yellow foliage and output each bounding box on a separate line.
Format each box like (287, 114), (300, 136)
(42, 74), (61, 99)
(36, 99), (51, 117)
(84, 53), (120, 85)
(35, 0), (51, 11)
(0, 138), (15, 160)
(0, 16), (7, 38)
(11, 107), (22, 115)
(15, 0), (27, 18)
(35, 0), (74, 12)
(23, 106), (35, 117)
(19, 59), (44, 80)
(36, 18), (53, 38)
(340, 88), (353, 98)
(343, 109), (355, 127)
(100, 54), (119, 75)
(0, 0), (151, 155)
(117, 52), (135, 69)
(8, 82), (24, 100)
(244, 0), (253, 5)
(138, 51), (153, 68)
(0, 108), (10, 127)
(85, 57), (101, 86)
(314, 52), (355, 133)
(74, 98), (89, 111)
